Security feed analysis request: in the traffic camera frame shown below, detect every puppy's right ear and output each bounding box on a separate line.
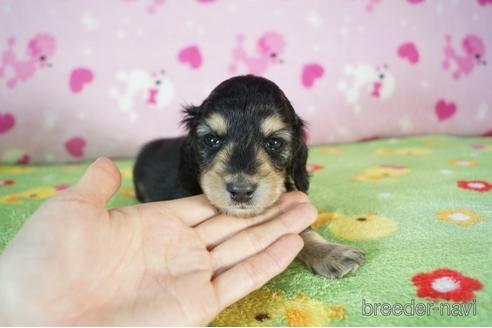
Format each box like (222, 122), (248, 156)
(181, 105), (201, 133)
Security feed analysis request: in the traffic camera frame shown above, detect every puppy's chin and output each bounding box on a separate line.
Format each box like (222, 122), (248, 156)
(217, 203), (269, 218)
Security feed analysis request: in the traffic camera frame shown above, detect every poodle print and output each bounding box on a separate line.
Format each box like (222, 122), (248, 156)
(337, 64), (396, 113)
(443, 34), (486, 80)
(0, 34), (56, 89)
(108, 69), (174, 121)
(122, 0), (165, 14)
(228, 31), (285, 75)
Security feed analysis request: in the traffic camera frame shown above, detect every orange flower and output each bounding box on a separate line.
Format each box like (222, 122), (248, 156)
(449, 159), (478, 167)
(437, 209), (483, 226)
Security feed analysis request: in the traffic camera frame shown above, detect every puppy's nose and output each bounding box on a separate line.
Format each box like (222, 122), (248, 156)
(227, 183), (256, 203)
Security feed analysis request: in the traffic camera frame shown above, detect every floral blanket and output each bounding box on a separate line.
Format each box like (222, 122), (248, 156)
(0, 135), (491, 326)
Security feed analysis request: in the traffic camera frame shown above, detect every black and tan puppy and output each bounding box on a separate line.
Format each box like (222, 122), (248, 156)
(133, 75), (364, 278)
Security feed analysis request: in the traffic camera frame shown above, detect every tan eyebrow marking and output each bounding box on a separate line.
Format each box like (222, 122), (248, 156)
(261, 114), (286, 136)
(203, 113), (227, 136)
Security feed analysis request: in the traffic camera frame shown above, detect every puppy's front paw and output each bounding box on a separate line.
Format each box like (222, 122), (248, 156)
(304, 245), (364, 278)
(299, 230), (364, 278)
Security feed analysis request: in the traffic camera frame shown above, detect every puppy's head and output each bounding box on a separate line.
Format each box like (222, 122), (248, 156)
(183, 75), (309, 217)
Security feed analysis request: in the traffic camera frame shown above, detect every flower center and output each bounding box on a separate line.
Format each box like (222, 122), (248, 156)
(456, 160), (471, 166)
(449, 213), (470, 221)
(432, 277), (460, 293)
(468, 182), (485, 189)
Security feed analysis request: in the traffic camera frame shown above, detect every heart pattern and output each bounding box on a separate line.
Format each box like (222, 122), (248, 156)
(0, 112), (16, 134)
(178, 45), (202, 69)
(301, 63), (324, 88)
(65, 137), (87, 158)
(398, 42), (419, 64)
(1, 2), (491, 162)
(69, 68), (94, 93)
(435, 99), (457, 121)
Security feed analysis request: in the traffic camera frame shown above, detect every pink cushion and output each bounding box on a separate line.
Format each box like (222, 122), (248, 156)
(0, 0), (491, 162)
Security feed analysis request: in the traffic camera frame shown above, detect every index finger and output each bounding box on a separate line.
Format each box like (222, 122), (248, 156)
(144, 194), (218, 226)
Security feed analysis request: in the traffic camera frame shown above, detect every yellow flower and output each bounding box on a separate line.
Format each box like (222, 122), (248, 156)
(353, 165), (409, 182)
(284, 293), (345, 326)
(319, 146), (343, 155)
(121, 187), (136, 198)
(395, 147), (431, 156)
(374, 148), (393, 156)
(0, 193), (21, 204)
(62, 164), (82, 172)
(0, 186), (57, 204)
(312, 211), (337, 229)
(212, 288), (346, 327)
(422, 139), (448, 147)
(437, 209), (484, 226)
(285, 308), (311, 327)
(118, 167), (133, 178)
(374, 147), (431, 156)
(449, 159), (478, 167)
(20, 187), (57, 199)
(327, 304), (348, 321)
(212, 288), (285, 326)
(328, 213), (399, 240)
(0, 166), (35, 174)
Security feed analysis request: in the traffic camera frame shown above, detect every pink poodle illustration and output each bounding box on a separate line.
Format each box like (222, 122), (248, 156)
(477, 0), (492, 6)
(337, 64), (396, 113)
(443, 34), (486, 80)
(365, 0), (381, 12)
(109, 69), (175, 120)
(0, 34), (56, 89)
(122, 0), (165, 14)
(147, 0), (165, 14)
(228, 31), (285, 75)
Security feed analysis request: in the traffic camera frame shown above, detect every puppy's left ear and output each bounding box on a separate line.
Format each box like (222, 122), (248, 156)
(288, 116), (309, 192)
(181, 105), (201, 133)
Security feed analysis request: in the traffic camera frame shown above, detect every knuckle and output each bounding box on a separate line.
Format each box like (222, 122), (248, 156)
(289, 191), (310, 203)
(242, 260), (262, 288)
(245, 229), (265, 253)
(297, 202), (317, 223)
(264, 246), (284, 272)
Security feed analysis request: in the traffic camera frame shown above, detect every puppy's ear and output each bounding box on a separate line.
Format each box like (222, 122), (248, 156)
(181, 105), (201, 133)
(288, 117), (310, 192)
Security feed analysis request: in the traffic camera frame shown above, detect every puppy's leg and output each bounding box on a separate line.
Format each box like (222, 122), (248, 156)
(299, 228), (364, 278)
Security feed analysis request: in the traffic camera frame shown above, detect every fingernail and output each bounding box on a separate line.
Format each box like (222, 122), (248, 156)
(92, 156), (111, 166)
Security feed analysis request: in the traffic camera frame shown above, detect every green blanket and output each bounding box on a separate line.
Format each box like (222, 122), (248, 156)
(1, 135), (491, 326)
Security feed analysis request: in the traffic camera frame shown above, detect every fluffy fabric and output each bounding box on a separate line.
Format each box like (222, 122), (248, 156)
(0, 135), (491, 326)
(1, 1), (492, 162)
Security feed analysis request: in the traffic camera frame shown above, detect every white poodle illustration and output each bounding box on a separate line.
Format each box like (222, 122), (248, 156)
(337, 64), (396, 113)
(109, 69), (174, 120)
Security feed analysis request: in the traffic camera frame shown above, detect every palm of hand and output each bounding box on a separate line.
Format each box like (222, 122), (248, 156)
(18, 198), (218, 325)
(0, 158), (315, 326)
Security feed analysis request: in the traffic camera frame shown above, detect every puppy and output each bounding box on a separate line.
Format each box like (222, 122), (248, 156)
(133, 75), (364, 278)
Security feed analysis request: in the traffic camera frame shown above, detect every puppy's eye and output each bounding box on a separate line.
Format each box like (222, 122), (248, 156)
(265, 137), (284, 152)
(203, 134), (222, 149)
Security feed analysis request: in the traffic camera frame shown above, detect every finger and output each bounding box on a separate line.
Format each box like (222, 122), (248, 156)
(211, 202), (316, 274)
(213, 234), (303, 309)
(146, 194), (218, 227)
(195, 191), (310, 248)
(69, 157), (121, 207)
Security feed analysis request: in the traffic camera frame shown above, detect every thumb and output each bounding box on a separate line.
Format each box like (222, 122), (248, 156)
(71, 157), (121, 207)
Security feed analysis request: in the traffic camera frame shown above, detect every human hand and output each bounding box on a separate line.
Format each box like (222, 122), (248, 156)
(0, 158), (316, 326)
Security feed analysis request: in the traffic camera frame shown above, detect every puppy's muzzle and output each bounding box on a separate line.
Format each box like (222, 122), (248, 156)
(226, 181), (257, 203)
